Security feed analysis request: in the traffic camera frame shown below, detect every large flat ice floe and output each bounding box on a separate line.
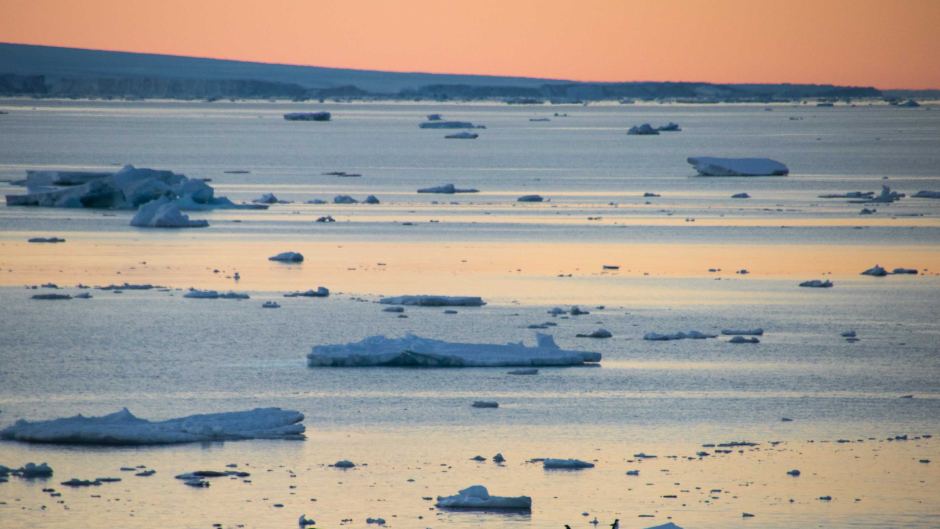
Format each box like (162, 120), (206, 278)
(0, 408), (305, 445)
(6, 165), (263, 211)
(687, 157), (789, 176)
(307, 333), (601, 367)
(130, 197), (208, 228)
(435, 485), (532, 511)
(379, 295), (485, 307)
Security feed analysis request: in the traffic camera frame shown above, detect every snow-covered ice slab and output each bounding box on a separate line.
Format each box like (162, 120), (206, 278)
(131, 197), (208, 228)
(379, 295), (485, 307)
(435, 485), (532, 511)
(0, 408), (305, 445)
(687, 157), (789, 176)
(308, 333), (601, 367)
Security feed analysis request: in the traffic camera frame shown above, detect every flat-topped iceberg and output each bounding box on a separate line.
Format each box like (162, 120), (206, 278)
(7, 164), (261, 211)
(644, 331), (717, 341)
(131, 197), (209, 228)
(379, 295), (485, 307)
(417, 184), (479, 194)
(435, 485), (531, 511)
(419, 121), (480, 129)
(688, 157), (789, 176)
(307, 333), (601, 367)
(284, 112), (330, 121)
(0, 408), (305, 445)
(543, 458), (595, 469)
(721, 328), (764, 336)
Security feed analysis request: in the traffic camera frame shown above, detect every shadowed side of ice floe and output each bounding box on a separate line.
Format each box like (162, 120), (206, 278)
(379, 295), (485, 307)
(308, 333), (601, 367)
(435, 485), (531, 511)
(0, 408), (305, 445)
(687, 157), (789, 176)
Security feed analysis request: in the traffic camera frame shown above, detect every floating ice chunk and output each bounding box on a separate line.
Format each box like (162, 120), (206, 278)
(284, 287), (330, 298)
(18, 462), (54, 478)
(253, 193), (282, 204)
(841, 330), (857, 338)
(787, 469), (801, 476)
(493, 453), (505, 463)
(799, 279), (833, 288)
(643, 192), (661, 198)
(687, 157), (789, 177)
(728, 336), (760, 344)
(897, 99), (920, 107)
(308, 333), (600, 367)
(543, 458), (594, 469)
(731, 193), (751, 199)
(472, 401), (499, 408)
(892, 268), (918, 274)
(31, 293), (72, 300)
(427, 114), (443, 121)
(445, 131), (479, 139)
(576, 329), (612, 338)
(644, 331), (717, 341)
(262, 301), (281, 309)
(27, 237), (66, 243)
(0, 408), (305, 445)
(219, 292), (249, 300)
(417, 184), (479, 194)
(299, 514), (316, 527)
(379, 295), (485, 307)
(628, 123), (659, 135)
(643, 521), (684, 529)
(366, 517), (386, 525)
(819, 191), (874, 199)
(657, 122), (682, 132)
(419, 121), (479, 129)
(517, 195), (544, 202)
(861, 264), (887, 276)
(626, 470), (640, 476)
(333, 194), (358, 204)
(435, 485), (532, 511)
(131, 197), (208, 228)
(913, 190), (940, 199)
(364, 195), (380, 204)
(721, 328), (763, 336)
(183, 289), (219, 299)
(333, 460), (355, 468)
(269, 252), (304, 263)
(865, 185), (903, 204)
(383, 306), (405, 313)
(284, 112), (330, 121)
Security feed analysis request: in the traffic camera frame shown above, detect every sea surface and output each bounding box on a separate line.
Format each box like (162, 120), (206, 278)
(0, 100), (938, 529)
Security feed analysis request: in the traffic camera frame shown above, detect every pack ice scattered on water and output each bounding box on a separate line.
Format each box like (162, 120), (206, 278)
(435, 485), (532, 511)
(0, 408), (305, 445)
(687, 157), (789, 176)
(379, 295), (485, 307)
(130, 196), (208, 228)
(307, 333), (601, 367)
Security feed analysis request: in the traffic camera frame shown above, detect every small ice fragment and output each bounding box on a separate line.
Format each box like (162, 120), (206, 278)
(269, 252), (304, 263)
(542, 458), (594, 469)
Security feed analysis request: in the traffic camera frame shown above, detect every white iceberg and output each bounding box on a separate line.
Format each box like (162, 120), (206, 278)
(131, 197), (209, 228)
(269, 251), (304, 263)
(435, 485), (531, 511)
(542, 458), (594, 469)
(307, 333), (601, 367)
(379, 295), (485, 307)
(687, 157), (789, 176)
(644, 331), (717, 341)
(861, 264), (887, 277)
(0, 408), (305, 445)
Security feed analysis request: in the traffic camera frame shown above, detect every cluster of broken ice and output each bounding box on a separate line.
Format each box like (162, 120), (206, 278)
(0, 408), (305, 445)
(687, 157), (789, 176)
(435, 485), (531, 511)
(379, 295), (485, 307)
(308, 333), (601, 367)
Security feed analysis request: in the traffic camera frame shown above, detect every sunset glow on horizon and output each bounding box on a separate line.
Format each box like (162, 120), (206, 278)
(1, 0), (939, 88)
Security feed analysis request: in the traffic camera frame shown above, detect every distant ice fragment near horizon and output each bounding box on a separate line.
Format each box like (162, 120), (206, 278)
(27, 237), (66, 243)
(435, 485), (532, 511)
(18, 462), (54, 478)
(731, 193), (751, 199)
(131, 197), (208, 228)
(643, 523), (684, 529)
(517, 195), (544, 202)
(542, 458), (595, 469)
(508, 368), (539, 375)
(308, 333), (600, 367)
(576, 328), (612, 338)
(866, 185), (904, 203)
(840, 330), (857, 338)
(721, 328), (763, 336)
(419, 121), (480, 129)
(861, 264), (887, 277)
(333, 194), (358, 204)
(913, 190), (940, 199)
(644, 331), (717, 341)
(426, 114), (443, 121)
(472, 401), (499, 408)
(284, 287), (330, 298)
(627, 123), (659, 135)
(729, 336), (760, 344)
(799, 279), (833, 288)
(657, 122), (681, 132)
(892, 267), (918, 274)
(284, 111), (330, 121)
(299, 514), (317, 527)
(0, 408), (305, 445)
(253, 193), (283, 204)
(417, 183), (479, 194)
(379, 295), (485, 307)
(183, 289), (249, 299)
(896, 99), (920, 108)
(688, 157), (789, 176)
(333, 460), (356, 469)
(262, 301), (281, 309)
(31, 293), (72, 300)
(364, 195), (380, 204)
(445, 131), (479, 139)
(269, 251), (304, 263)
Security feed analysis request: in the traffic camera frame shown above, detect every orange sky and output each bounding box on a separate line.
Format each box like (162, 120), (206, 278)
(1, 0), (939, 88)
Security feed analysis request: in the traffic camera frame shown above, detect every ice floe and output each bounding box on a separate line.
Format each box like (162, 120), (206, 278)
(435, 485), (532, 511)
(517, 195), (544, 202)
(687, 157), (789, 176)
(27, 237), (66, 243)
(627, 123), (659, 135)
(333, 194), (358, 204)
(861, 264), (888, 276)
(269, 251), (304, 263)
(379, 295), (485, 307)
(913, 190), (940, 199)
(308, 333), (601, 367)
(576, 328), (612, 338)
(131, 196), (209, 228)
(417, 184), (479, 194)
(0, 408), (305, 445)
(445, 131), (479, 139)
(729, 336), (760, 344)
(721, 328), (764, 336)
(472, 401), (499, 408)
(644, 331), (717, 341)
(542, 458), (595, 469)
(183, 289), (249, 299)
(284, 112), (331, 121)
(284, 287), (330, 297)
(799, 280), (833, 288)
(419, 121), (480, 129)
